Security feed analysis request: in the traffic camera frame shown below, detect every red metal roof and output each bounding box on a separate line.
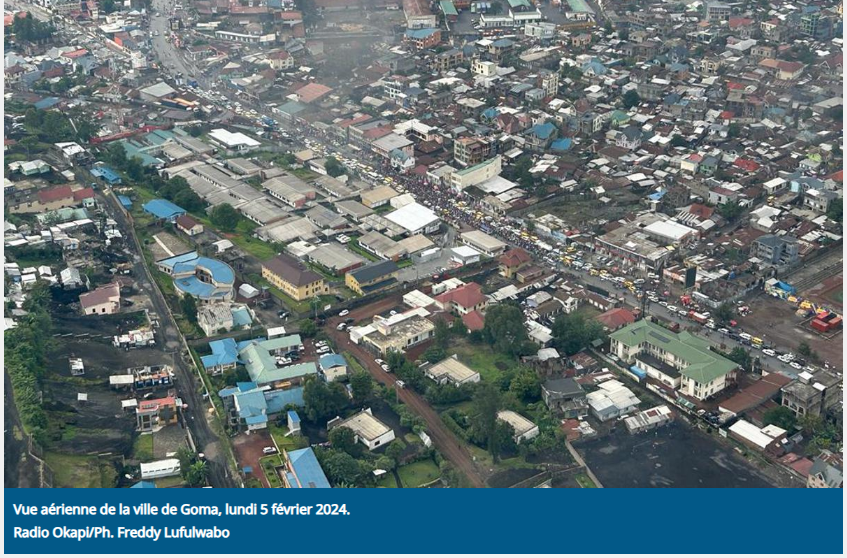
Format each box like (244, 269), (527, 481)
(37, 185), (74, 204)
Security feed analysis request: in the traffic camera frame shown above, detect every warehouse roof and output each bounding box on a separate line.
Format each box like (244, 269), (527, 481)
(347, 259), (398, 284)
(336, 410), (392, 442)
(384, 202), (439, 233)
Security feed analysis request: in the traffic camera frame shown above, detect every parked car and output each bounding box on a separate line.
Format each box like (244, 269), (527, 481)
(262, 447), (277, 455)
(339, 309), (350, 317)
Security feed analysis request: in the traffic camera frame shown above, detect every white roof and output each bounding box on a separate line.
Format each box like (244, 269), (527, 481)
(452, 245), (480, 258)
(384, 202), (439, 233)
(209, 129), (261, 148)
(643, 219), (696, 241)
(403, 289), (436, 308)
(729, 420), (776, 450)
(497, 410), (536, 436)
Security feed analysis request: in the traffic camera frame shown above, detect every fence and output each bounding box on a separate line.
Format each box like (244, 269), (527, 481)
(28, 435), (55, 488)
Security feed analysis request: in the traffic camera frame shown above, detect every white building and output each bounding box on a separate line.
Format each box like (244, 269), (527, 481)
(208, 129), (261, 153)
(425, 356), (481, 386)
(384, 202), (441, 235)
(497, 410), (539, 443)
(140, 458), (181, 480)
(586, 380), (640, 421)
(332, 409), (395, 451)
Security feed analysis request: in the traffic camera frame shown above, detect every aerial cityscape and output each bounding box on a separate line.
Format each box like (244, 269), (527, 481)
(3, 0), (843, 489)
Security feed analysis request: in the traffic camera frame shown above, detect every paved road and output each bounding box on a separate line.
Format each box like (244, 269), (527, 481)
(149, 0), (208, 86)
(101, 190), (236, 488)
(324, 303), (487, 488)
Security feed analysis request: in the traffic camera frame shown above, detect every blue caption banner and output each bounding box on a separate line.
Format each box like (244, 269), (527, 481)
(4, 489), (844, 555)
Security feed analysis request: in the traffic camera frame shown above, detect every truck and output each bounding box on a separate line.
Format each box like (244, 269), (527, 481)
(689, 311), (709, 325)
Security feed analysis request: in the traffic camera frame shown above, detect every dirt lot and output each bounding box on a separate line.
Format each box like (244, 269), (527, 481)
(233, 430), (276, 488)
(576, 420), (779, 488)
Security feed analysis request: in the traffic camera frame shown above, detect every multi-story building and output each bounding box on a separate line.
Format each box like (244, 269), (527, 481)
(781, 370), (841, 418)
(704, 2), (731, 22)
(345, 260), (400, 296)
(262, 253), (328, 301)
(453, 137), (492, 167)
(450, 156), (502, 191)
(610, 320), (739, 401)
(136, 396), (178, 432)
(752, 235), (799, 268)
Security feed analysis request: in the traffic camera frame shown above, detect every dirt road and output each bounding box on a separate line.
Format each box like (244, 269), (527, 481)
(326, 313), (486, 488)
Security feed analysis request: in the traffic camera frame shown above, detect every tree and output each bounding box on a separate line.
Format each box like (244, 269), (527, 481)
(622, 90), (641, 109)
(481, 303), (533, 357)
(125, 157), (145, 182)
(385, 438), (407, 462)
(349, 370), (373, 405)
(303, 376), (348, 422)
(298, 319), (317, 337)
(101, 0), (117, 13)
(209, 203), (240, 232)
(173, 189), (204, 213)
(797, 341), (813, 358)
(714, 303), (735, 325)
(551, 312), (605, 356)
(320, 450), (361, 486)
(763, 406), (797, 431)
(670, 134), (687, 148)
(509, 369), (541, 402)
(471, 383), (502, 461)
(727, 347), (752, 371)
(184, 461), (208, 487)
(104, 143), (128, 168)
(180, 294), (198, 324)
(375, 455), (396, 472)
(716, 200), (744, 222)
(825, 106), (843, 122)
(324, 156), (346, 178)
(827, 197), (843, 223)
(328, 427), (359, 456)
(433, 317), (451, 349)
(727, 123), (741, 138)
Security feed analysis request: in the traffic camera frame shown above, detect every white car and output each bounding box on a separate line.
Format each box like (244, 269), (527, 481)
(790, 361), (803, 370)
(339, 309), (349, 317)
(667, 305), (677, 312)
(762, 349), (776, 357)
(380, 364), (390, 372)
(262, 447), (277, 455)
(778, 354), (792, 363)
(375, 359), (385, 365)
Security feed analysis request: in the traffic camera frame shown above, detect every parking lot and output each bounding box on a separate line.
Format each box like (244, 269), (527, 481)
(232, 430), (276, 488)
(576, 421), (778, 488)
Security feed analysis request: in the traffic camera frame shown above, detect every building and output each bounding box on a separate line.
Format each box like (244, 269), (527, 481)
(156, 252), (235, 302)
(79, 282), (121, 315)
(208, 129), (261, 153)
(461, 230), (507, 257)
(360, 185), (399, 208)
(499, 248), (532, 278)
(262, 253), (328, 301)
(728, 420), (787, 456)
(403, 0), (437, 28)
(319, 353), (348, 382)
(624, 405), (673, 434)
(541, 377), (587, 418)
(352, 308), (435, 356)
(807, 451), (843, 488)
(425, 356), (481, 386)
(705, 2), (731, 21)
(142, 199), (186, 222)
(752, 235), (799, 267)
(331, 408), (395, 451)
(219, 381), (305, 432)
(586, 379), (640, 421)
(140, 459), (181, 480)
(497, 410), (539, 443)
(345, 260), (400, 296)
(781, 370), (841, 418)
(282, 448), (332, 488)
(595, 308), (636, 332)
(384, 202), (440, 235)
(594, 213), (680, 271)
(454, 137), (492, 167)
(175, 214), (204, 236)
(201, 338), (239, 374)
(136, 396), (178, 432)
(610, 320), (738, 401)
(450, 156), (502, 191)
(238, 336), (314, 388)
(435, 282), (487, 315)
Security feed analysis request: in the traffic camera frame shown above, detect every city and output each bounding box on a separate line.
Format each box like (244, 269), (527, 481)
(3, 0), (843, 489)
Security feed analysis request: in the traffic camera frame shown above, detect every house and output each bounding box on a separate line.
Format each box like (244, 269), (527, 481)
(143, 199), (186, 222)
(175, 214), (204, 236)
(238, 336), (314, 388)
(156, 252), (235, 302)
(345, 260), (399, 296)
(587, 379), (640, 421)
(330, 408), (395, 451)
(497, 410), (539, 443)
(804, 189), (838, 213)
(610, 320), (738, 401)
(219, 381), (305, 432)
(352, 308), (435, 356)
(595, 307), (635, 332)
(282, 448), (331, 488)
(140, 459), (181, 480)
(616, 125), (643, 150)
(197, 303), (234, 337)
(807, 451), (843, 488)
(541, 377), (587, 418)
(752, 235), (799, 268)
(781, 370), (841, 418)
(136, 396), (178, 431)
(262, 253), (328, 301)
(319, 353), (348, 382)
(425, 356), (481, 386)
(200, 338), (239, 374)
(79, 282), (121, 315)
(499, 248), (532, 278)
(460, 229), (507, 256)
(435, 282), (487, 315)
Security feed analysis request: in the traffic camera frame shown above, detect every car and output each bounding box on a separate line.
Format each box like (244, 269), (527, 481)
(375, 359), (385, 365)
(317, 347), (331, 354)
(381, 364), (390, 372)
(658, 301), (669, 307)
(790, 361), (803, 370)
(338, 309), (349, 317)
(762, 349), (776, 357)
(389, 310), (398, 316)
(262, 447), (277, 455)
(718, 328), (729, 334)
(778, 354), (792, 363)
(336, 323), (347, 331)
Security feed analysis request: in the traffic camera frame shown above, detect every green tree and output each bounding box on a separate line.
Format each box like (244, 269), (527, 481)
(433, 316), (451, 349)
(622, 90), (641, 109)
(375, 455), (396, 472)
(184, 460), (208, 487)
(102, 0), (117, 13)
(173, 188), (204, 213)
(349, 370), (373, 405)
(551, 312), (605, 356)
(826, 197), (843, 223)
(797, 341), (813, 358)
(320, 450), (361, 486)
(124, 157), (145, 182)
(471, 383), (502, 461)
(481, 303), (533, 357)
(303, 376), (348, 422)
(727, 347), (752, 370)
(209, 203), (240, 232)
(727, 123), (741, 138)
(385, 438), (407, 462)
(509, 369), (541, 402)
(763, 406), (797, 431)
(670, 134), (687, 148)
(714, 303), (735, 324)
(716, 200), (744, 222)
(298, 319), (317, 337)
(180, 294), (198, 324)
(328, 427), (359, 456)
(104, 142), (128, 168)
(324, 156), (346, 178)
(176, 447), (196, 475)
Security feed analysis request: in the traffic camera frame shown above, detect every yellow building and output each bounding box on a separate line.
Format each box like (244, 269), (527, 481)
(262, 253), (327, 302)
(345, 260), (399, 296)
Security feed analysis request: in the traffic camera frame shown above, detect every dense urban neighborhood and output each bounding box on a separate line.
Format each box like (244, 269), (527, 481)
(3, 0), (843, 489)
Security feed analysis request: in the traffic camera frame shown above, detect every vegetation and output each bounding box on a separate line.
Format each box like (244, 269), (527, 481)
(324, 156), (346, 178)
(551, 312), (605, 356)
(480, 303), (535, 358)
(622, 90), (641, 109)
(726, 347), (752, 371)
(350, 370), (374, 405)
(302, 376), (348, 422)
(11, 14), (54, 42)
(180, 294), (198, 325)
(827, 197), (842, 223)
(763, 406), (797, 431)
(209, 203), (241, 232)
(716, 200), (744, 222)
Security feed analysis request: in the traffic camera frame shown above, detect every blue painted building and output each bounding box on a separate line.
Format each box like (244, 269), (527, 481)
(142, 199), (186, 222)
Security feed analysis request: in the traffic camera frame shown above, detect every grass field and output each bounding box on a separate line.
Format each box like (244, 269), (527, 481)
(450, 340), (517, 382)
(575, 473), (597, 488)
(132, 434), (155, 462)
(377, 474), (398, 488)
(397, 459), (440, 488)
(45, 453), (117, 488)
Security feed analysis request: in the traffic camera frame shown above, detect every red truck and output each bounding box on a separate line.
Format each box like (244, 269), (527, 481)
(689, 311), (709, 325)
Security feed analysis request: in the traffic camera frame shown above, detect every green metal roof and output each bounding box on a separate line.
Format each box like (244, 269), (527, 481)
(440, 0), (458, 15)
(611, 320), (737, 385)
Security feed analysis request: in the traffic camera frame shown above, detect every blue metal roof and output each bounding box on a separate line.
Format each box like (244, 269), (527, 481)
(34, 97), (60, 110)
(551, 138), (572, 151)
(158, 251), (235, 300)
(202, 338), (239, 370)
(529, 122), (556, 140)
(319, 353), (347, 370)
(266, 387), (304, 413)
(117, 195), (132, 208)
(405, 28), (439, 39)
(287, 410), (300, 423)
(286, 448), (331, 488)
(91, 166), (122, 184)
(142, 199), (186, 220)
(130, 481), (157, 488)
(231, 307), (253, 328)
